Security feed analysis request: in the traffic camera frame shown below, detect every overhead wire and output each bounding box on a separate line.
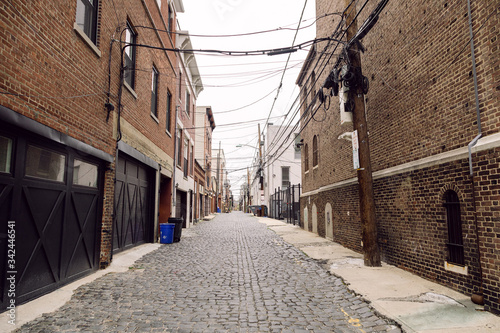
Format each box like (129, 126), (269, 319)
(264, 0), (367, 168)
(262, 0), (359, 154)
(261, 0), (310, 133)
(264, 0), (355, 158)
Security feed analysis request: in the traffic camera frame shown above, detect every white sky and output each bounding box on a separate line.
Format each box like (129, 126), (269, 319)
(178, 0), (316, 198)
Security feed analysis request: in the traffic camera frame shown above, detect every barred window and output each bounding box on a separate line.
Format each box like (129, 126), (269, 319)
(444, 190), (464, 265)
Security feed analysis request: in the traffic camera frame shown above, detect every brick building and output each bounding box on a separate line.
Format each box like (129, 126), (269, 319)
(0, 0), (188, 310)
(173, 30), (203, 228)
(194, 106), (216, 219)
(298, 0), (500, 313)
(212, 148), (227, 212)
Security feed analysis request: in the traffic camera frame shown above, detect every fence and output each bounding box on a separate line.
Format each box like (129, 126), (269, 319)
(269, 184), (301, 225)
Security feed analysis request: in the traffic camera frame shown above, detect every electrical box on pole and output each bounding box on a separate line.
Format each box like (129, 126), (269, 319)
(339, 84), (353, 125)
(342, 0), (382, 267)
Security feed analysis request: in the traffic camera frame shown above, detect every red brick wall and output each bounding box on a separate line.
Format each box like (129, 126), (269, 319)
(300, 0), (500, 313)
(117, 0), (177, 156)
(0, 0), (179, 267)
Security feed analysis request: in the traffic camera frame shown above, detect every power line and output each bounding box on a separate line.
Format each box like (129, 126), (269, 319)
(261, 0), (310, 132)
(264, 0), (371, 167)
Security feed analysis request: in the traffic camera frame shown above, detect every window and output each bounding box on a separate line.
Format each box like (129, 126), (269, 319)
(313, 135), (319, 167)
(444, 190), (464, 265)
(281, 166), (290, 189)
(190, 144), (194, 175)
(0, 136), (12, 173)
(124, 22), (136, 89)
(186, 91), (191, 117)
(183, 139), (189, 178)
(25, 145), (66, 182)
(76, 0), (99, 44)
(178, 72), (182, 99)
(177, 130), (182, 166)
(73, 160), (98, 187)
(311, 71), (316, 103)
(166, 91), (172, 133)
(168, 5), (173, 35)
(302, 87), (308, 114)
(151, 67), (159, 117)
(304, 144), (309, 171)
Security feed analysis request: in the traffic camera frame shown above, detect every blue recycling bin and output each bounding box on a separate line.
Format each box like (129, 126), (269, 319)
(160, 223), (175, 244)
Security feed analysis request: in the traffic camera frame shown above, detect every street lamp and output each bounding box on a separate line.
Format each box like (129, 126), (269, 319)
(236, 144), (256, 148)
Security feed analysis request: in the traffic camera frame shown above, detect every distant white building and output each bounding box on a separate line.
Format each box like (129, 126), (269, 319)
(249, 124), (301, 216)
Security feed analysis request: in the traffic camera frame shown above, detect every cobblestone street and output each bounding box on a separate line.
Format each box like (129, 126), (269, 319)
(16, 212), (399, 332)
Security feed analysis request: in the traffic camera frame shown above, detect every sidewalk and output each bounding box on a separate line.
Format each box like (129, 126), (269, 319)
(257, 216), (500, 333)
(0, 244), (161, 333)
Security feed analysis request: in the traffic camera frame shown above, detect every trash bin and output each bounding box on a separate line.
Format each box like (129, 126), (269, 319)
(160, 223), (175, 244)
(168, 217), (183, 242)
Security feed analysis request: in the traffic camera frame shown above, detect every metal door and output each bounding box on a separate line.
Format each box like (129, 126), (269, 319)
(113, 155), (152, 253)
(0, 132), (102, 310)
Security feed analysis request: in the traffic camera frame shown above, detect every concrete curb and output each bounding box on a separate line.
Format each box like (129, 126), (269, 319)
(257, 216), (500, 333)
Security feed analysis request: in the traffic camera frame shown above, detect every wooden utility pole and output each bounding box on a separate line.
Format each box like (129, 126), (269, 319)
(344, 1), (381, 266)
(247, 167), (251, 212)
(216, 141), (221, 212)
(257, 124), (264, 216)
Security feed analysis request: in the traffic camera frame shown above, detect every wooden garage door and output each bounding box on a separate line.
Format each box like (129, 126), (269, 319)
(113, 155), (152, 253)
(0, 134), (102, 310)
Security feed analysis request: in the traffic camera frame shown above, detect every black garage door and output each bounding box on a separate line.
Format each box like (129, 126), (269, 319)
(0, 131), (102, 310)
(113, 155), (153, 253)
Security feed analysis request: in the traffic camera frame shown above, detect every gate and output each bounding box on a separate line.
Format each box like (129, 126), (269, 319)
(269, 184), (301, 225)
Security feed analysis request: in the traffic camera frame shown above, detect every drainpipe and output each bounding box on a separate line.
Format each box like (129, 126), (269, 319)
(466, 0), (484, 306)
(172, 106), (179, 217)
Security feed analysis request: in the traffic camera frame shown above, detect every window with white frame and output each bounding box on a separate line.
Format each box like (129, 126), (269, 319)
(177, 130), (182, 166)
(151, 67), (159, 118)
(166, 91), (172, 133)
(186, 91), (191, 117)
(281, 166), (290, 189)
(124, 21), (136, 89)
(183, 139), (189, 177)
(76, 0), (99, 44)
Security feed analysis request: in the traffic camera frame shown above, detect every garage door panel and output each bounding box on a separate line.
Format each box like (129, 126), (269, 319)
(113, 179), (124, 251)
(16, 245), (57, 300)
(17, 186), (65, 300)
(0, 130), (103, 311)
(62, 192), (99, 279)
(113, 156), (151, 253)
(0, 182), (13, 305)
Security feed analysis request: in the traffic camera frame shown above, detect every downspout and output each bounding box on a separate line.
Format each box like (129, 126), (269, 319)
(172, 106), (179, 217)
(466, 0), (484, 306)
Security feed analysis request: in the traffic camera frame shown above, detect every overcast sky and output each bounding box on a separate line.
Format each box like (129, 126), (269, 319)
(178, 0), (316, 198)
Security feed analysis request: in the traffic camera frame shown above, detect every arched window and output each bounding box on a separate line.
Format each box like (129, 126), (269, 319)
(302, 87), (308, 114)
(304, 144), (309, 171)
(311, 71), (316, 103)
(444, 190), (464, 265)
(313, 135), (319, 167)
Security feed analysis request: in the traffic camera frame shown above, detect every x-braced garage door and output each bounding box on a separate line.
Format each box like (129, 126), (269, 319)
(113, 155), (153, 253)
(0, 132), (102, 311)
